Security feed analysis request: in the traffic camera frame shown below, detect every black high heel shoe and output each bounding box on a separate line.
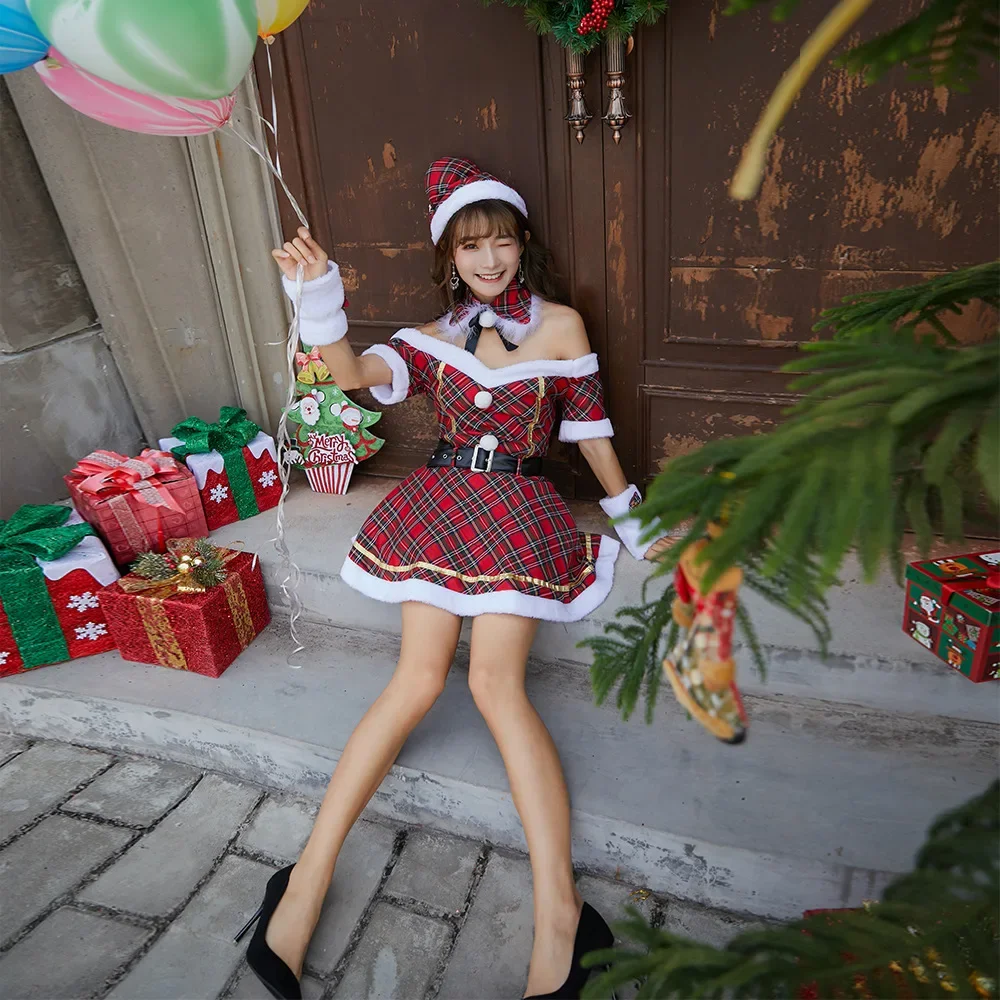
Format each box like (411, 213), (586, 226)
(234, 864), (302, 1000)
(525, 902), (616, 999)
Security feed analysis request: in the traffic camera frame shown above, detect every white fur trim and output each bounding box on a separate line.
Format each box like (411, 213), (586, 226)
(158, 436), (224, 490)
(390, 329), (599, 387)
(430, 178), (528, 245)
(281, 261), (349, 346)
(247, 432), (278, 463)
(39, 534), (120, 587)
(436, 295), (544, 345)
(340, 534), (620, 622)
(559, 418), (614, 443)
(600, 485), (654, 561)
(362, 344), (410, 405)
(158, 432), (276, 490)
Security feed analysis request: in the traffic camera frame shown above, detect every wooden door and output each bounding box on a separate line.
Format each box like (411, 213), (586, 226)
(623, 3), (999, 481)
(260, 0), (601, 496)
(262, 0), (998, 494)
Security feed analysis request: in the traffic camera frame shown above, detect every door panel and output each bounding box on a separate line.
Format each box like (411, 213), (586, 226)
(634, 1), (999, 477)
(260, 1), (589, 493)
(261, 0), (998, 494)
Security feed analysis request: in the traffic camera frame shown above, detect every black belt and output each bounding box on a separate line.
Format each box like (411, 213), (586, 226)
(427, 440), (544, 476)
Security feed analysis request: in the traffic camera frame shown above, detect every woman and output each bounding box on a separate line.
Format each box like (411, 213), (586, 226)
(238, 158), (663, 999)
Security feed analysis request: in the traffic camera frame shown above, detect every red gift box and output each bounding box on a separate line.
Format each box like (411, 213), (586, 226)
(99, 547), (269, 677)
(903, 550), (1000, 682)
(1, 506), (119, 677)
(158, 430), (280, 531)
(65, 449), (208, 568)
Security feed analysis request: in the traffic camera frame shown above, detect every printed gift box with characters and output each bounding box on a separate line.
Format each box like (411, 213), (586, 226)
(159, 407), (281, 531)
(99, 538), (270, 678)
(903, 550), (1000, 682)
(0, 505), (118, 677)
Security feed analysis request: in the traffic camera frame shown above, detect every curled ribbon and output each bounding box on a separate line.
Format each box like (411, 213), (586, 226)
(69, 449), (184, 512)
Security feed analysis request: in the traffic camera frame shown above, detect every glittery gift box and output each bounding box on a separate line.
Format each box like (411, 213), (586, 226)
(0, 507), (119, 677)
(99, 550), (269, 678)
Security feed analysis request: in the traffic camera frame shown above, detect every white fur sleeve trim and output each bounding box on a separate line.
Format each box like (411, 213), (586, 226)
(281, 261), (349, 346)
(600, 484), (654, 561)
(430, 179), (528, 245)
(362, 344), (410, 405)
(559, 418), (614, 443)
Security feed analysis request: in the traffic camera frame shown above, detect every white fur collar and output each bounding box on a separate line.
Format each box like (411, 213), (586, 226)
(435, 294), (544, 346)
(391, 329), (599, 387)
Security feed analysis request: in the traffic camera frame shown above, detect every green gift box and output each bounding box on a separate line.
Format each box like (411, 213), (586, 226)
(903, 550), (1000, 682)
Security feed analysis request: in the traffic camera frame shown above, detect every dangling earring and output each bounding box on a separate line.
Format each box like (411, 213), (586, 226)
(450, 263), (460, 290)
(517, 259), (524, 284)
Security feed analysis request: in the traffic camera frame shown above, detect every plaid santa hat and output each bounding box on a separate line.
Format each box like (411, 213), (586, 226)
(426, 157), (528, 246)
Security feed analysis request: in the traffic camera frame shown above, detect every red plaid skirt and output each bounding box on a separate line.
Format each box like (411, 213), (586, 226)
(341, 467), (619, 621)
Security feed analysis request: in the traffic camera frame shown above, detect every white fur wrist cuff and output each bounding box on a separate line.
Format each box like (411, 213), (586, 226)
(600, 484), (652, 561)
(282, 261), (349, 346)
(362, 344), (410, 405)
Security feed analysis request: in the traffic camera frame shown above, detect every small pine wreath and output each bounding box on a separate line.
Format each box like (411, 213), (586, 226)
(485, 0), (668, 53)
(131, 539), (229, 590)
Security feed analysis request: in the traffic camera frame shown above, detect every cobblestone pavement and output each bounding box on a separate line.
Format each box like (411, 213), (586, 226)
(0, 733), (752, 1000)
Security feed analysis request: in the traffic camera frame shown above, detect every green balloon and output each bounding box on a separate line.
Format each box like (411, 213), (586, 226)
(27, 0), (258, 100)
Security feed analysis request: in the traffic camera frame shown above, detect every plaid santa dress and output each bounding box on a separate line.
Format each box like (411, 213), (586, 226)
(340, 324), (620, 621)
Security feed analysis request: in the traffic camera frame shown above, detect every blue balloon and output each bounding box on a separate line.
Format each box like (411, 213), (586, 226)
(0, 0), (48, 74)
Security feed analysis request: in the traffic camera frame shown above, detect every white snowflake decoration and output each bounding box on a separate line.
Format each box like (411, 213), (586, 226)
(259, 469), (278, 489)
(0, 651), (9, 665)
(210, 484), (230, 504)
(75, 622), (108, 642)
(67, 591), (100, 612)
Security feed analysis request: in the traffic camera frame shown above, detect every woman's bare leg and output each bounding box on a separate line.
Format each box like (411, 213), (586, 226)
(467, 614), (582, 998)
(264, 602), (462, 976)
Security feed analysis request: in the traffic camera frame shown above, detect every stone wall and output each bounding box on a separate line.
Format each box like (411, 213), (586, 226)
(0, 80), (142, 516)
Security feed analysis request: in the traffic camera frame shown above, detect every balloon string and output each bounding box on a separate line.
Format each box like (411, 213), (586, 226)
(171, 71), (310, 666)
(272, 262), (307, 666)
(224, 120), (308, 228)
(265, 42), (282, 178)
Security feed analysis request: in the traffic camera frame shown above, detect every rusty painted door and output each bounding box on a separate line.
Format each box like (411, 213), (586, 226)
(262, 0), (998, 491)
(261, 0), (595, 495)
(623, 3), (998, 480)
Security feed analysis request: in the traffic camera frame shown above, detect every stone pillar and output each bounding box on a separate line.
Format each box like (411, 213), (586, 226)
(0, 79), (142, 516)
(4, 69), (243, 440)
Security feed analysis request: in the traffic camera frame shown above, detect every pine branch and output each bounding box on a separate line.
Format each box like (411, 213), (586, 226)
(581, 545), (830, 722)
(483, 0), (668, 51)
(815, 262), (1000, 343)
(839, 0), (999, 91)
(582, 782), (999, 1000)
(724, 0), (997, 199)
(631, 323), (999, 598)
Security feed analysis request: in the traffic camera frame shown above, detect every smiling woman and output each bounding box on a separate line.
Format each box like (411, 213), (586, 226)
(249, 155), (667, 1000)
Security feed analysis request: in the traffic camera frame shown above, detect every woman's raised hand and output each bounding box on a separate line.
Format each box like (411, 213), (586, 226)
(272, 227), (329, 282)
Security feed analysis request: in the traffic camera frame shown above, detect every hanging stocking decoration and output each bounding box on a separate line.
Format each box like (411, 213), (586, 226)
(663, 524), (749, 744)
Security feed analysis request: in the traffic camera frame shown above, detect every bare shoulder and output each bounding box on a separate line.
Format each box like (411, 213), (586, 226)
(416, 320), (444, 339)
(539, 301), (592, 360)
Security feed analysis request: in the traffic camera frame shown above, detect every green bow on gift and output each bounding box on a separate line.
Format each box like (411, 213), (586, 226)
(0, 505), (96, 669)
(169, 407), (263, 520)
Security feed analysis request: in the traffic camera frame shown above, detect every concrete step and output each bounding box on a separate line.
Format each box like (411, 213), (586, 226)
(1, 618), (995, 923)
(210, 477), (998, 724)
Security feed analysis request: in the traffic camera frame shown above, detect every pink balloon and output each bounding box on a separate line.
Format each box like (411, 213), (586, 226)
(34, 49), (234, 137)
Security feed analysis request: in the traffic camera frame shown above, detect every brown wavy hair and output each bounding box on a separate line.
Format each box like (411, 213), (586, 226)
(430, 200), (566, 311)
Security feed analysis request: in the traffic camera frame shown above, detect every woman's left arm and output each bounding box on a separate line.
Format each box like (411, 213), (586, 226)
(577, 439), (669, 561)
(554, 310), (668, 561)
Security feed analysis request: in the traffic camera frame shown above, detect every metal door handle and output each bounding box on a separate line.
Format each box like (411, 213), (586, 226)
(602, 36), (631, 144)
(564, 49), (592, 144)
